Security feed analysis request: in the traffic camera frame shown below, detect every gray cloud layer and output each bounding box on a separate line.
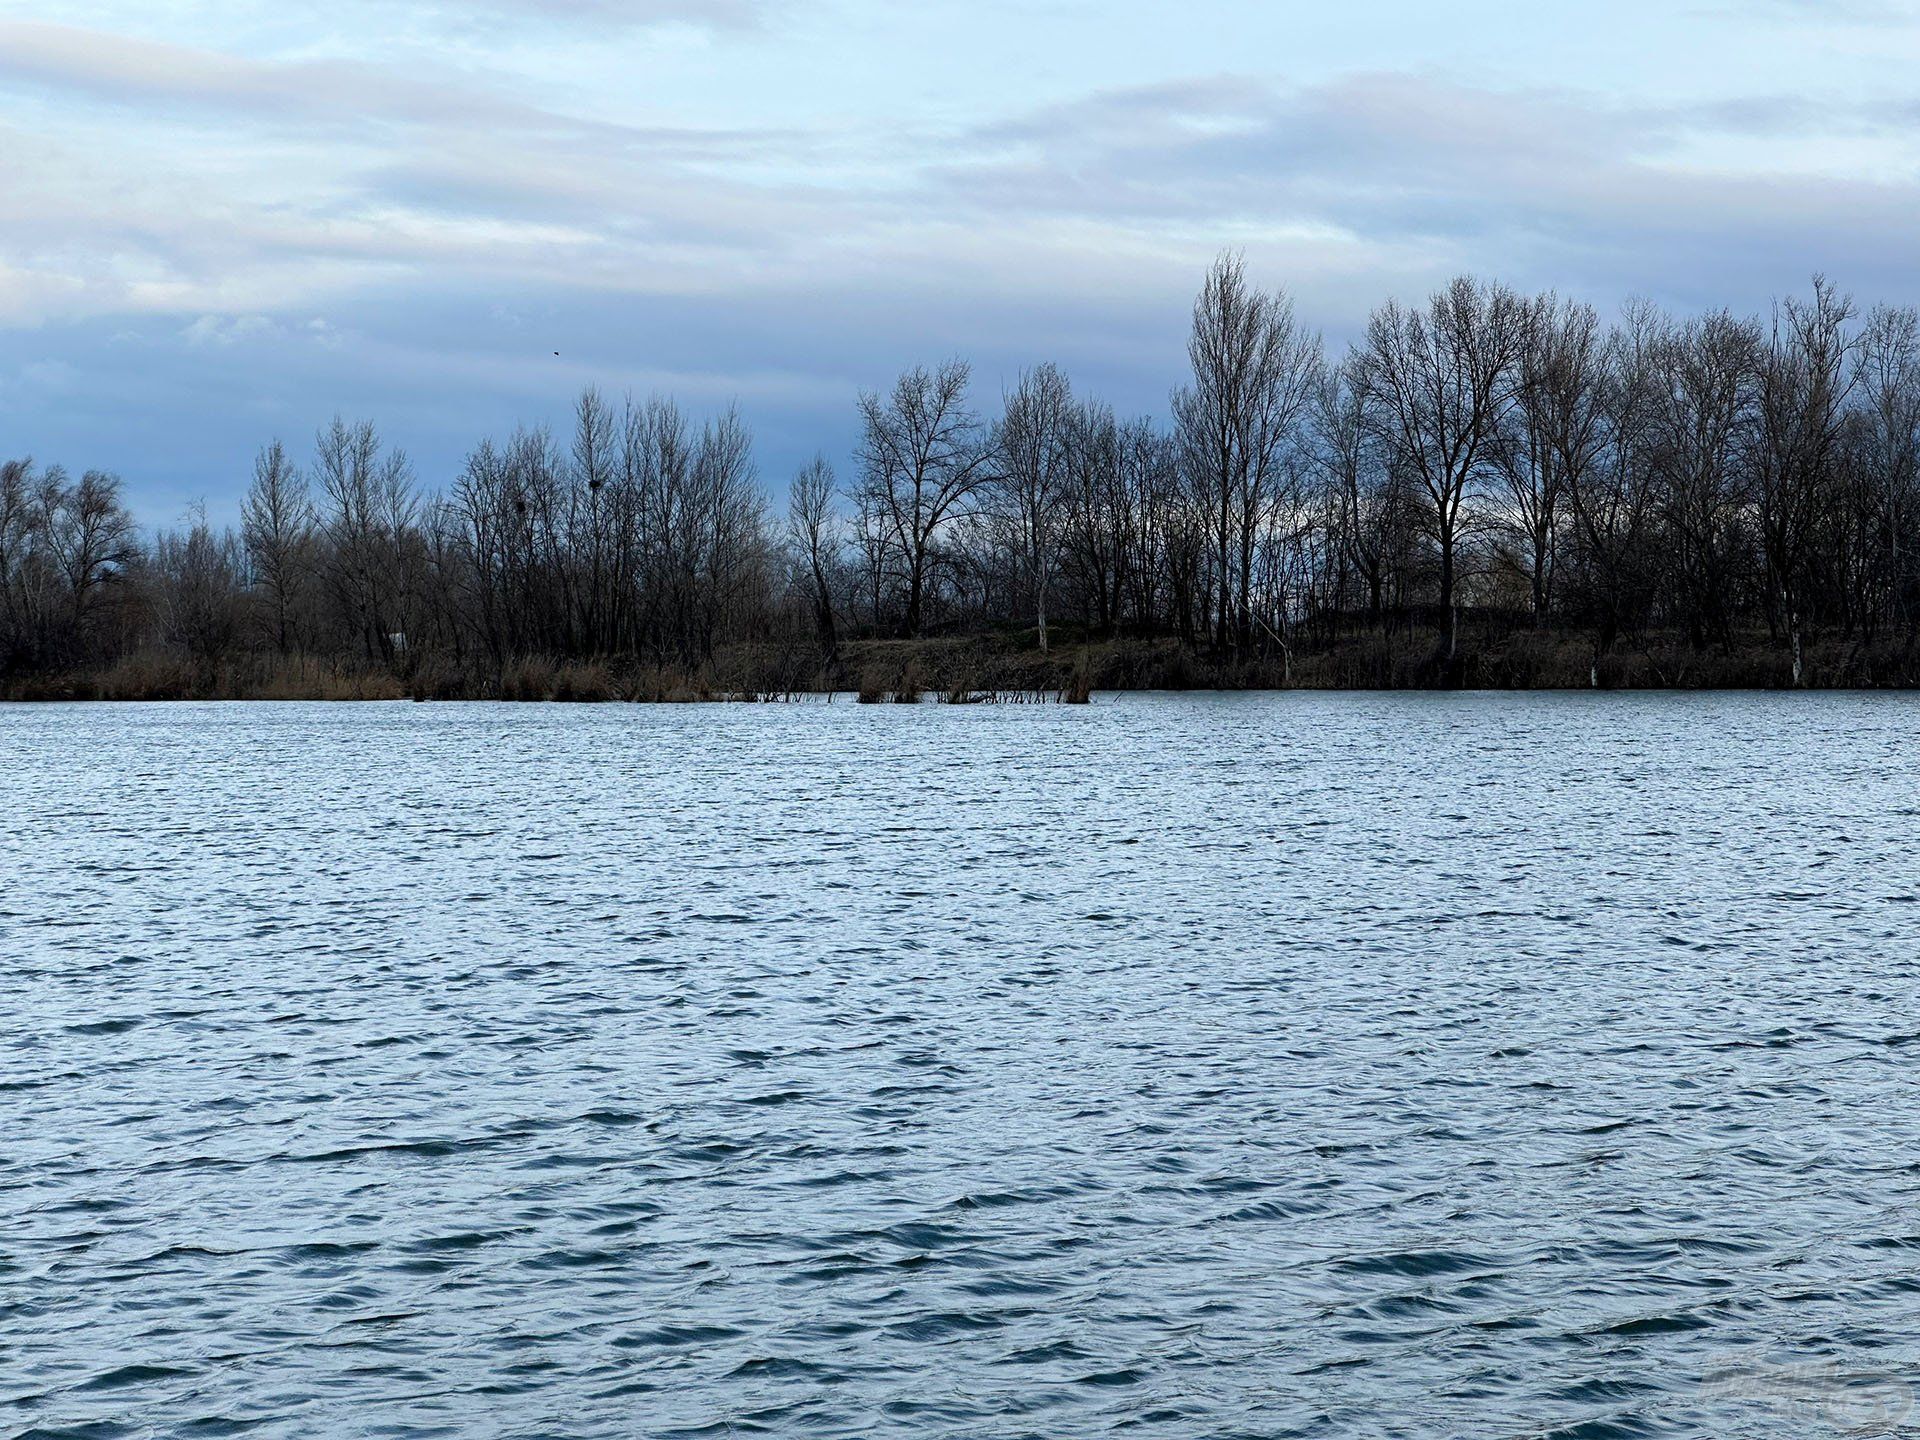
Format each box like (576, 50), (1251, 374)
(2, 12), (1915, 518)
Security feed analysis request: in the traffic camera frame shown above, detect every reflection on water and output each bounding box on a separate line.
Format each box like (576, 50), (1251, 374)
(4, 694), (1919, 1438)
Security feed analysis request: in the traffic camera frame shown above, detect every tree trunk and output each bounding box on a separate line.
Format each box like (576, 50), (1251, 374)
(811, 559), (837, 663)
(1789, 592), (1804, 687)
(906, 557), (924, 639)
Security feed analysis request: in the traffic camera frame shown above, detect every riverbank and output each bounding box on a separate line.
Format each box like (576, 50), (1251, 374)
(8, 621), (1920, 701)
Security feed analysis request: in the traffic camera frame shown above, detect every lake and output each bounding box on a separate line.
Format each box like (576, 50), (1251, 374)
(4, 694), (1918, 1438)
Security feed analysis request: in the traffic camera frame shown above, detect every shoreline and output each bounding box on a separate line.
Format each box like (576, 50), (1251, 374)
(8, 688), (1920, 704)
(8, 626), (1920, 701)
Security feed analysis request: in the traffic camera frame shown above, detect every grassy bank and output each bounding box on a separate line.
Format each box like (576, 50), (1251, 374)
(8, 619), (1920, 701)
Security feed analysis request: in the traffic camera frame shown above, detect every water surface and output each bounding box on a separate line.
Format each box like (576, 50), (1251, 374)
(4, 694), (1918, 1438)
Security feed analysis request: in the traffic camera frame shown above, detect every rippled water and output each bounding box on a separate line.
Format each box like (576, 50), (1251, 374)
(5, 694), (1919, 1439)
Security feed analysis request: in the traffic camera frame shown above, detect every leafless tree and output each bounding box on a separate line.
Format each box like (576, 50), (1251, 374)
(787, 456), (841, 662)
(570, 385), (621, 653)
(855, 361), (989, 637)
(1174, 253), (1324, 653)
(315, 417), (416, 664)
(1497, 295), (1609, 627)
(848, 479), (892, 632)
(992, 363), (1074, 651)
(40, 467), (138, 657)
(1116, 418), (1176, 634)
(241, 440), (316, 654)
(28, 258), (1920, 695)
(155, 506), (246, 664)
(1645, 311), (1763, 652)
(1753, 276), (1857, 684)
(1564, 301), (1660, 665)
(1316, 357), (1405, 624)
(1850, 304), (1920, 636)
(1061, 398), (1124, 637)
(1358, 276), (1527, 664)
(0, 458), (42, 664)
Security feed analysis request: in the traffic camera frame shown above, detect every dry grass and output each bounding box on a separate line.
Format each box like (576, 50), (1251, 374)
(550, 661), (615, 703)
(260, 657), (406, 700)
(497, 655), (557, 702)
(90, 652), (200, 701)
(0, 653), (409, 701)
(11, 623), (1920, 703)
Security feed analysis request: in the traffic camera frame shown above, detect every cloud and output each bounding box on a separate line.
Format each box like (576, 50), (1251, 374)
(0, 19), (765, 138)
(181, 313), (343, 349)
(6, 34), (1914, 340)
(1730, 0), (1914, 21)
(5, 5), (1919, 518)
(0, 20), (822, 325)
(928, 74), (1920, 308)
(452, 0), (775, 25)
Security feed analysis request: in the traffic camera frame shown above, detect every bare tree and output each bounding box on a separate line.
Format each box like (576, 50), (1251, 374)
(1753, 276), (1857, 684)
(571, 385), (621, 653)
(1062, 399), (1137, 637)
(848, 478), (892, 631)
(787, 456), (841, 662)
(1563, 301), (1660, 667)
(241, 440), (316, 654)
(40, 467), (137, 658)
(1174, 253), (1324, 653)
(155, 505), (246, 664)
(1116, 418), (1176, 634)
(1315, 357), (1400, 623)
(315, 417), (416, 664)
(855, 361), (989, 638)
(663, 406), (765, 663)
(1646, 311), (1763, 653)
(30, 257), (1920, 696)
(992, 363), (1073, 651)
(1496, 296), (1609, 627)
(1358, 276), (1527, 666)
(1852, 304), (1920, 635)
(0, 458), (41, 665)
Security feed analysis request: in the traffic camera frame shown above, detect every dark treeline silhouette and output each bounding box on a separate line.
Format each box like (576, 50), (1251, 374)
(7, 256), (1920, 699)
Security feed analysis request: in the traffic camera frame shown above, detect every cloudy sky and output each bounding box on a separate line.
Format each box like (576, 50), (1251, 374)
(3, 0), (1918, 522)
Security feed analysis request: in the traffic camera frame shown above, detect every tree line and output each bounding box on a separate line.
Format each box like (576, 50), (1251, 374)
(5, 256), (1919, 693)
